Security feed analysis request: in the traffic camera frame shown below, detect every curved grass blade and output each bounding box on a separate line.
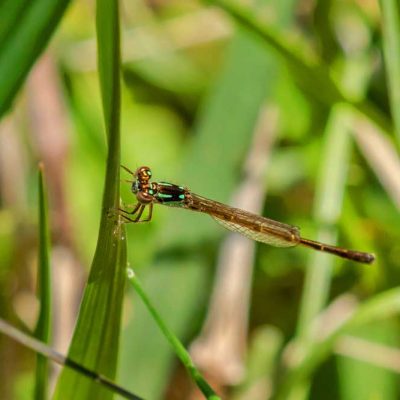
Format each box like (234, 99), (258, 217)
(34, 163), (51, 400)
(0, 318), (142, 400)
(0, 0), (71, 117)
(53, 0), (126, 398)
(127, 269), (221, 400)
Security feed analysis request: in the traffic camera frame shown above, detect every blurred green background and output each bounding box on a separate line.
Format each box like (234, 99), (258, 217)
(0, 0), (400, 399)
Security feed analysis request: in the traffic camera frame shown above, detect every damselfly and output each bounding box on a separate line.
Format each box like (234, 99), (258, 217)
(119, 165), (375, 264)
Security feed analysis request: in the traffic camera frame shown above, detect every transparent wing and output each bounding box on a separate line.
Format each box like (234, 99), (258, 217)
(181, 193), (301, 248)
(212, 215), (299, 247)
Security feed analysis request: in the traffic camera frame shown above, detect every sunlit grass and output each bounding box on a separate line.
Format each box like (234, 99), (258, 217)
(0, 1), (399, 399)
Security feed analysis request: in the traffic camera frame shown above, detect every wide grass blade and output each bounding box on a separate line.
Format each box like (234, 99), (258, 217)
(0, 0), (71, 117)
(34, 164), (52, 400)
(53, 0), (126, 398)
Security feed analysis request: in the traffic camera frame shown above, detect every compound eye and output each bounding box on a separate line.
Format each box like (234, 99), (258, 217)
(131, 181), (139, 194)
(136, 166), (152, 181)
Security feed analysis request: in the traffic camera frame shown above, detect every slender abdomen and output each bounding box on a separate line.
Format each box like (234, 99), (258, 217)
(299, 237), (375, 264)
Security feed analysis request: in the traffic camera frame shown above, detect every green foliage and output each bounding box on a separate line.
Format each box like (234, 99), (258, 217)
(0, 1), (399, 400)
(274, 288), (400, 400)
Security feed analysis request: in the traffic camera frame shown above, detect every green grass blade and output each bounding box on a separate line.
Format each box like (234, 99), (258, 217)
(127, 269), (220, 400)
(274, 288), (400, 400)
(34, 164), (52, 400)
(292, 105), (353, 400)
(297, 104), (353, 338)
(295, 45), (374, 399)
(53, 0), (126, 399)
(0, 0), (71, 117)
(379, 0), (400, 145)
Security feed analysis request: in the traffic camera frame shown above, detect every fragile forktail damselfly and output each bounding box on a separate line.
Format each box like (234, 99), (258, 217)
(119, 166), (375, 265)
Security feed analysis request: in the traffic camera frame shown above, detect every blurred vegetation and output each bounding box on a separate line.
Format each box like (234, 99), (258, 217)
(0, 0), (399, 399)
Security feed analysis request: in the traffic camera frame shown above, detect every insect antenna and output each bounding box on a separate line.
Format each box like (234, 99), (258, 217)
(121, 165), (134, 175)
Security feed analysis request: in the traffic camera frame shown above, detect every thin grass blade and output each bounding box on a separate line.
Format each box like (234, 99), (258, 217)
(127, 269), (220, 400)
(379, 0), (400, 145)
(297, 104), (353, 338)
(34, 164), (51, 400)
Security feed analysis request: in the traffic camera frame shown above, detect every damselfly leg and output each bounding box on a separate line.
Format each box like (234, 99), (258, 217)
(119, 203), (153, 223)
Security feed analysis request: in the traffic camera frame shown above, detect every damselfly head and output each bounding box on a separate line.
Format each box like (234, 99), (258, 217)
(135, 166), (152, 182)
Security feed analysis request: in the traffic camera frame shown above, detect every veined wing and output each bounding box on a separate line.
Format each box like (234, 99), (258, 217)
(184, 193), (301, 248)
(211, 215), (299, 247)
